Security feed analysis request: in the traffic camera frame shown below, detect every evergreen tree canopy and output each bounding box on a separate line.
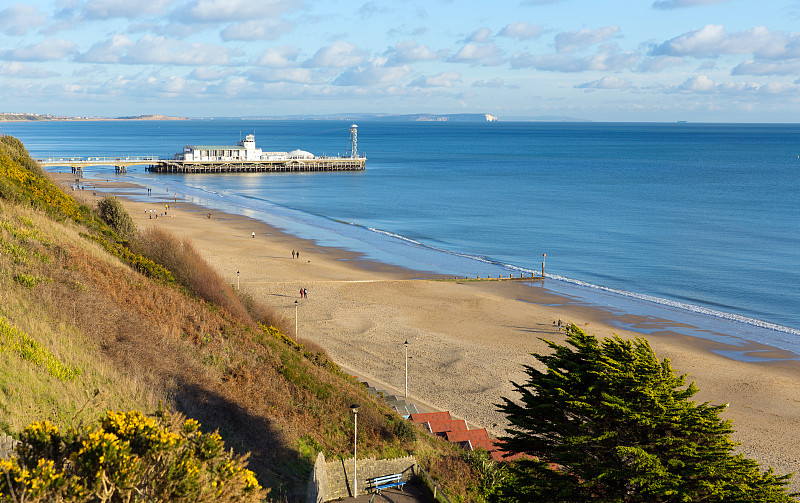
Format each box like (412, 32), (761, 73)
(495, 324), (795, 503)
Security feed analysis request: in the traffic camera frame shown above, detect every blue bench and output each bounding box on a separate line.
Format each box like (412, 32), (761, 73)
(367, 473), (405, 498)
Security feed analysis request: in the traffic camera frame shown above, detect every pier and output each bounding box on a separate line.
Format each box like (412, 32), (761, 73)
(36, 124), (366, 175)
(147, 156), (365, 173)
(36, 155), (366, 174)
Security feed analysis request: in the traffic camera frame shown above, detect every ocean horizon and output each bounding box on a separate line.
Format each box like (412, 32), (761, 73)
(4, 119), (799, 360)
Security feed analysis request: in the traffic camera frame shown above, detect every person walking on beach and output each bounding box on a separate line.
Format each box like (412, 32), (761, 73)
(558, 319), (562, 330)
(303, 288), (308, 299)
(252, 232), (255, 238)
(292, 250), (296, 259)
(300, 288), (304, 298)
(296, 251), (300, 259)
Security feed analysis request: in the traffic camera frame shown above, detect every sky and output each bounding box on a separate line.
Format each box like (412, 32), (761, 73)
(2, 0), (800, 121)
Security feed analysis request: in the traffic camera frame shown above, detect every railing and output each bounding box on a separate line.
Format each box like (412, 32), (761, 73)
(415, 464), (452, 503)
(36, 156), (161, 164)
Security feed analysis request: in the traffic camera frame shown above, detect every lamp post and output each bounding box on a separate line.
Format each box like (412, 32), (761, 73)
(404, 340), (409, 399)
(542, 254), (546, 279)
(350, 404), (360, 497)
(294, 300), (298, 339)
(236, 270), (240, 291)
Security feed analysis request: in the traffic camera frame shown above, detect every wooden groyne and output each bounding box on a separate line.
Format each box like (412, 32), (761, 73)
(146, 157), (365, 174)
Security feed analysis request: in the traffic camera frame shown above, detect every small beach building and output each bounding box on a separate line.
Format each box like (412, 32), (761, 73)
(175, 134), (291, 162)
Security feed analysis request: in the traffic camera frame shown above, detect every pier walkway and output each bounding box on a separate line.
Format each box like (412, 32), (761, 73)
(37, 156), (158, 173)
(149, 156), (365, 173)
(36, 155), (366, 174)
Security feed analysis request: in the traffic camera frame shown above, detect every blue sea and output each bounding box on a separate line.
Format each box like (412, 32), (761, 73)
(3, 119), (799, 359)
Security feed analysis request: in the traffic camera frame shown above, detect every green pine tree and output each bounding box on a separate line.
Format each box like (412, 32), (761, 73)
(494, 324), (795, 502)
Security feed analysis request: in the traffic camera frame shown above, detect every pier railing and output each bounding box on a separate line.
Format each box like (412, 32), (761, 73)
(36, 156), (161, 166)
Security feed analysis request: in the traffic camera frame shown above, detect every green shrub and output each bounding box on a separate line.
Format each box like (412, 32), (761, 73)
(97, 195), (137, 243)
(0, 408), (265, 502)
(391, 416), (417, 442)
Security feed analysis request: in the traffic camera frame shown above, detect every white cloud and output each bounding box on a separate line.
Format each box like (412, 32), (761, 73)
(187, 66), (238, 81)
(77, 35), (242, 65)
(410, 71), (461, 88)
(83, 0), (171, 19)
(258, 46), (301, 68)
(304, 41), (365, 68)
(220, 19), (292, 41)
(2, 39), (78, 62)
(248, 67), (316, 84)
(652, 0), (730, 9)
(576, 76), (633, 90)
(174, 0), (300, 23)
(464, 28), (492, 43)
(555, 26), (621, 53)
(383, 41), (446, 66)
(732, 59), (800, 76)
(636, 55), (684, 72)
(498, 22), (544, 40)
(0, 61), (59, 78)
(449, 43), (503, 66)
(472, 77), (505, 88)
(650, 74), (800, 97)
(511, 45), (638, 72)
(333, 61), (410, 86)
(652, 25), (800, 59)
(77, 34), (132, 63)
(678, 74), (719, 91)
(0, 4), (48, 35)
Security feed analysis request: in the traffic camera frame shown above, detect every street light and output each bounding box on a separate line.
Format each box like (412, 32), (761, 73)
(404, 340), (409, 399)
(294, 300), (298, 339)
(350, 404), (360, 497)
(542, 253), (546, 279)
(236, 270), (240, 291)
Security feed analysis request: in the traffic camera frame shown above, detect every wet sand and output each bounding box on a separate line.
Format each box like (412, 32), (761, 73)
(57, 174), (800, 488)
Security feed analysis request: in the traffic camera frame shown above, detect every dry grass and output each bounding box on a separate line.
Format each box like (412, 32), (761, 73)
(0, 201), (161, 433)
(135, 227), (255, 325)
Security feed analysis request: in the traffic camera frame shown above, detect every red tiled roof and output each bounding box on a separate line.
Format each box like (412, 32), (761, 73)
(445, 428), (490, 444)
(410, 412), (451, 424)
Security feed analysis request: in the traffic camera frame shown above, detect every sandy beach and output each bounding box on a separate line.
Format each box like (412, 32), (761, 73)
(60, 175), (800, 489)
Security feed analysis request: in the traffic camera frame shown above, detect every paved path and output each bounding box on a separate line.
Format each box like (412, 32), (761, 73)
(338, 482), (433, 503)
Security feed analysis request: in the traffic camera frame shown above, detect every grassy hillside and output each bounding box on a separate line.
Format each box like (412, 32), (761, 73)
(0, 136), (490, 501)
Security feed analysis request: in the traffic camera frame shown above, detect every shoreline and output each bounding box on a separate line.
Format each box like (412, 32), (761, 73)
(53, 172), (800, 489)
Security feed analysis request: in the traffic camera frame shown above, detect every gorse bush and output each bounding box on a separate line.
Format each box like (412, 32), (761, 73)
(97, 195), (137, 243)
(0, 136), (83, 222)
(0, 137), (167, 282)
(0, 408), (265, 502)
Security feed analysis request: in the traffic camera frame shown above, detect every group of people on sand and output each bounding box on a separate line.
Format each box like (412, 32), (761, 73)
(291, 250), (300, 259)
(299, 288), (307, 299)
(145, 206), (170, 219)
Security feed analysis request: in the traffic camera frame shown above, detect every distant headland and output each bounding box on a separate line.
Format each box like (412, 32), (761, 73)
(0, 113), (188, 122)
(1, 112), (590, 123)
